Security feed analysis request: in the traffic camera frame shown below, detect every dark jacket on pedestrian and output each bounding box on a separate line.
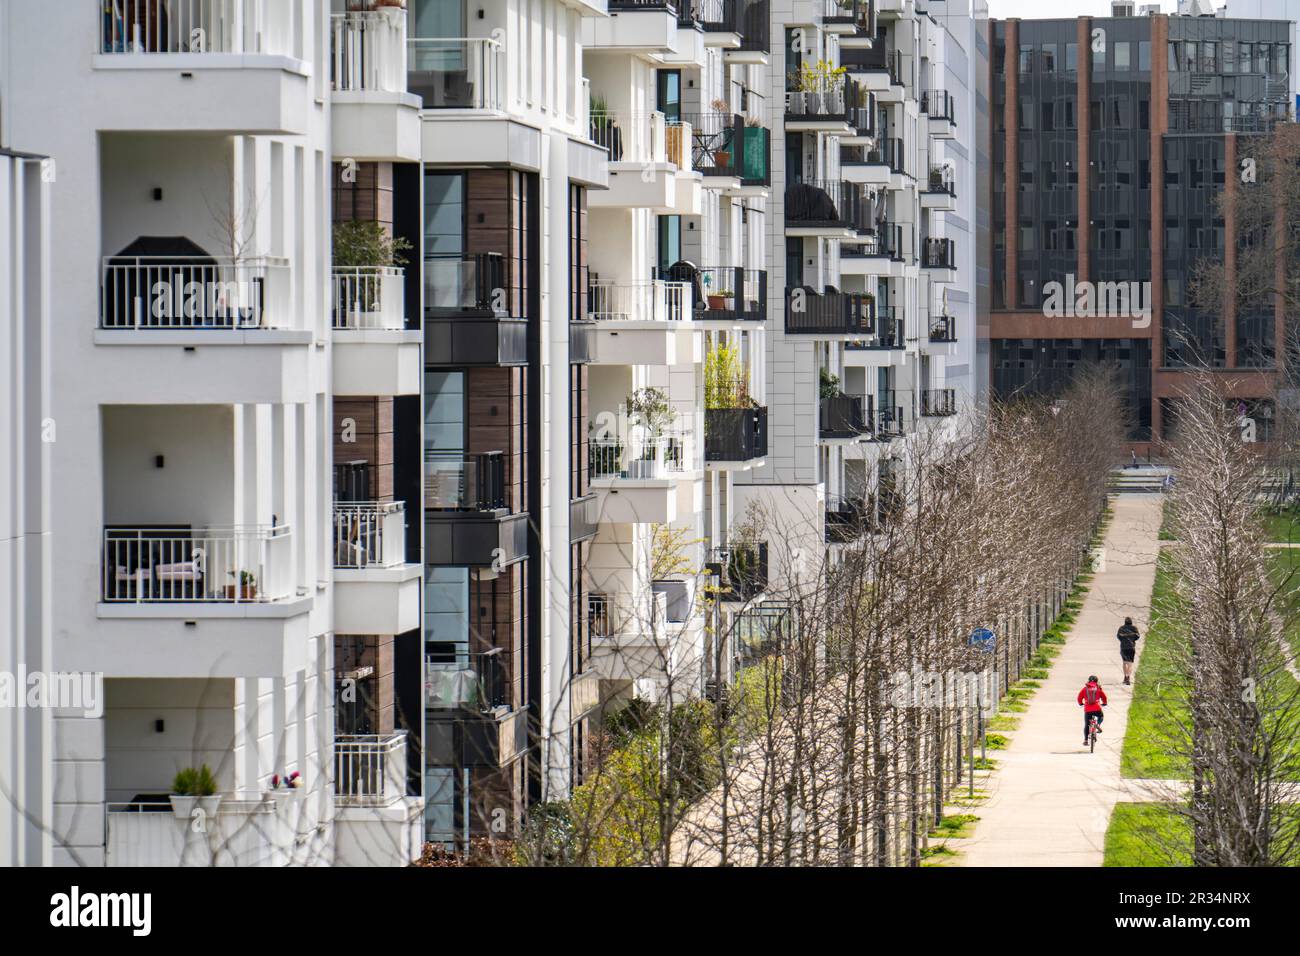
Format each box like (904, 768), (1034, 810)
(1117, 623), (1140, 654)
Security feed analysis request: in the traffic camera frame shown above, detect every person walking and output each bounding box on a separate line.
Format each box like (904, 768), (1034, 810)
(1116, 616), (1140, 685)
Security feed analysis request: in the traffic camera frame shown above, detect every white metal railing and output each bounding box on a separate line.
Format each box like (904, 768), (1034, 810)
(588, 280), (691, 323)
(101, 524), (293, 603)
(331, 267), (405, 330)
(98, 0), (293, 56)
(333, 501), (405, 568)
(407, 37), (503, 110)
(589, 433), (690, 480)
(589, 109), (666, 165)
(333, 732), (407, 807)
(99, 256), (292, 330)
(331, 10), (407, 93)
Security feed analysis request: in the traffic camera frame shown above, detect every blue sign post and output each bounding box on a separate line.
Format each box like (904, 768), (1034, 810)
(969, 627), (995, 653)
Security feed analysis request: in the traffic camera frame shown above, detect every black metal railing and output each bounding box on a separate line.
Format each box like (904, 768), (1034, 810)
(687, 114), (769, 183)
(785, 289), (875, 334)
(570, 494), (599, 542)
(926, 165), (956, 195)
(825, 499), (874, 543)
(921, 89), (955, 123)
(706, 543), (768, 601)
(785, 74), (866, 120)
(929, 314), (957, 343)
(844, 46), (902, 85)
(424, 252), (506, 312)
(424, 451), (507, 512)
(697, 267), (767, 322)
(875, 395), (906, 438)
(701, 0), (740, 32)
(820, 394), (872, 438)
(705, 406), (768, 461)
(866, 136), (904, 173)
(736, 0), (770, 52)
(921, 388), (957, 417)
(609, 0), (679, 9)
(786, 179), (871, 232)
(855, 223), (903, 259)
(922, 237), (956, 270)
(823, 0), (871, 28)
(425, 648), (509, 711)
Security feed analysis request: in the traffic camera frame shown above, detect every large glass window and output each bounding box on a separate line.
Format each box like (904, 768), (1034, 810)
(424, 173), (464, 258)
(425, 567), (469, 649)
(657, 215), (681, 274)
(424, 370), (465, 455)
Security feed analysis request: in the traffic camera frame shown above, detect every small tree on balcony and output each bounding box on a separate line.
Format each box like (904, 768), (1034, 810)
(704, 345), (749, 409)
(332, 220), (412, 268)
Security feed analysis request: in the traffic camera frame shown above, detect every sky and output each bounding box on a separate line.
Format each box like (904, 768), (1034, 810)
(986, 0), (1183, 17)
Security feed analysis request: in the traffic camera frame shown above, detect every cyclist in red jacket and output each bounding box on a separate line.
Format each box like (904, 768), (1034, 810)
(1077, 676), (1108, 746)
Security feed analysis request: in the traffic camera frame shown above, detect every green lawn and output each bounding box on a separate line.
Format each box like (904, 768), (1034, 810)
(1267, 548), (1300, 660)
(1261, 507), (1300, 543)
(1103, 803), (1191, 866)
(1158, 498), (1177, 541)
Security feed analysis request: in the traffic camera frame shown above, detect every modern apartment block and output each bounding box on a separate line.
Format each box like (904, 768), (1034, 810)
(2, 0), (422, 866)
(738, 0), (984, 563)
(0, 132), (54, 864)
(989, 6), (1293, 446)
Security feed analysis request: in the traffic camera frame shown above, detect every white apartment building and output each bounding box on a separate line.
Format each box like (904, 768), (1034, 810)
(0, 133), (54, 865)
(736, 0), (983, 568)
(2, 0), (421, 867)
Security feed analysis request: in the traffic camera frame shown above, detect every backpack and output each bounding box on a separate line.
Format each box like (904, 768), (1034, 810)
(1085, 684), (1099, 705)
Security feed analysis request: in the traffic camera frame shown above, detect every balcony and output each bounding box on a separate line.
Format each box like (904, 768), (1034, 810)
(826, 498), (878, 544)
(407, 37), (502, 110)
(588, 279), (696, 366)
(820, 394), (873, 440)
(588, 432), (693, 523)
(822, 0), (873, 35)
(571, 493), (600, 543)
(705, 543), (768, 602)
(425, 451), (529, 568)
(844, 46), (903, 95)
(785, 75), (867, 133)
(332, 267), (419, 396)
(424, 254), (527, 367)
(785, 180), (871, 239)
(723, 0), (770, 62)
(589, 110), (689, 210)
(921, 388), (957, 417)
(100, 255), (293, 332)
(928, 313), (957, 345)
(695, 267), (766, 324)
(699, 0), (743, 47)
(846, 306), (904, 351)
(842, 223), (906, 279)
(102, 524), (293, 605)
(332, 501), (420, 636)
(841, 0), (878, 47)
(105, 796), (297, 867)
(334, 732), (409, 808)
(686, 113), (770, 188)
(585, 1), (681, 53)
(425, 651), (528, 768)
(570, 319), (596, 364)
(841, 136), (903, 186)
(93, 0), (307, 136)
(874, 392), (907, 439)
(921, 165), (957, 211)
(922, 237), (956, 272)
(330, 11), (420, 161)
(921, 89), (957, 138)
(785, 288), (875, 336)
(705, 406), (769, 464)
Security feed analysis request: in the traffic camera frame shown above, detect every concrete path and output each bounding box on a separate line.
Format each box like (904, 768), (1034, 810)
(959, 494), (1164, 867)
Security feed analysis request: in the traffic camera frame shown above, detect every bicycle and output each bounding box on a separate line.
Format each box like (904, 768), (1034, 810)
(1086, 712), (1101, 753)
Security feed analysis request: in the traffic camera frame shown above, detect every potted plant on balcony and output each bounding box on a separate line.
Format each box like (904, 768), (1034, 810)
(225, 570), (257, 602)
(265, 771), (303, 811)
(819, 367), (842, 401)
(333, 220), (411, 328)
(626, 387), (677, 479)
(170, 764), (219, 820)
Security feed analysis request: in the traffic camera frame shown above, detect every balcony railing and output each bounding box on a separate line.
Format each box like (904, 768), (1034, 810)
(98, 0), (293, 55)
(847, 306), (902, 348)
(425, 649), (510, 711)
(736, 0), (770, 52)
(331, 11), (408, 94)
(590, 110), (669, 165)
(785, 288), (875, 335)
(926, 166), (956, 196)
(333, 501), (406, 569)
(334, 732), (407, 808)
(425, 451), (507, 511)
(921, 388), (957, 417)
(332, 267), (405, 330)
(785, 75), (866, 120)
(706, 543), (768, 601)
(407, 37), (502, 110)
(854, 223), (903, 259)
(570, 494), (599, 543)
(921, 89), (956, 124)
(820, 394), (873, 438)
(844, 46), (902, 86)
(875, 395), (906, 438)
(697, 267), (766, 321)
(589, 434), (688, 480)
(686, 113), (770, 183)
(101, 524), (293, 603)
(826, 499), (875, 543)
(424, 253), (505, 313)
(99, 256), (291, 330)
(588, 280), (690, 323)
(786, 179), (871, 232)
(823, 0), (872, 29)
(705, 406), (768, 461)
(922, 237), (956, 270)
(867, 137), (904, 173)
(929, 313), (957, 343)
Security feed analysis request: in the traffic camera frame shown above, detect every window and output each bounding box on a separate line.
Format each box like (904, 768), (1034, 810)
(1240, 42), (1252, 73)
(1041, 44), (1056, 73)
(1114, 42), (1130, 72)
(657, 216), (681, 274)
(1019, 99), (1033, 130)
(1042, 102), (1055, 131)
(1019, 44), (1033, 73)
(1138, 41), (1150, 72)
(1092, 42), (1105, 70)
(1063, 97), (1076, 129)
(1139, 99), (1149, 130)
(1255, 43), (1268, 74)
(1273, 43), (1289, 75)
(1169, 41), (1182, 72)
(656, 70), (681, 122)
(1065, 42), (1077, 72)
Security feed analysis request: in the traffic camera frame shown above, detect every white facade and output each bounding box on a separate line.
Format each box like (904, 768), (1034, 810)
(2, 0), (420, 867)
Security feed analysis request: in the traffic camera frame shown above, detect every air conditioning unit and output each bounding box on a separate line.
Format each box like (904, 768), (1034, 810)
(1140, 3), (1160, 14)
(1111, 1), (1135, 16)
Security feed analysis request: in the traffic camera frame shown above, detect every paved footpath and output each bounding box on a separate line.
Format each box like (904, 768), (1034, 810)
(960, 494), (1163, 867)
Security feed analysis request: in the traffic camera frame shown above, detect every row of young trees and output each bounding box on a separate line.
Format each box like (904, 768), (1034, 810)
(486, 368), (1125, 866)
